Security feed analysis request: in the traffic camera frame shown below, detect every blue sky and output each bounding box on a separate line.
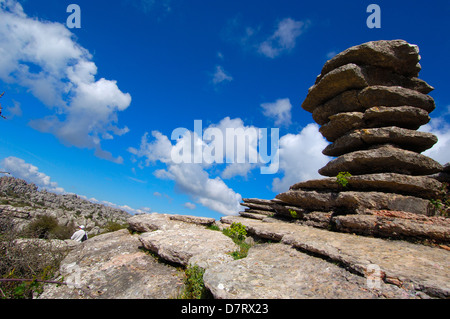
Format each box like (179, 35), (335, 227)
(0, 0), (449, 220)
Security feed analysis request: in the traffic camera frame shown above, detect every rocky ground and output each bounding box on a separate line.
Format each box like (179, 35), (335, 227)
(38, 212), (449, 299)
(0, 176), (131, 235)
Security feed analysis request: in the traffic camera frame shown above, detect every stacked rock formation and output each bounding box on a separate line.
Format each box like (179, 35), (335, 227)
(239, 40), (449, 243)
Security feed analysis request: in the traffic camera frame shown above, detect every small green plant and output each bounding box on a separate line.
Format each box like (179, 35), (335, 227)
(428, 183), (449, 217)
(181, 265), (210, 299)
(206, 224), (220, 231)
(222, 222), (247, 242)
(289, 209), (299, 219)
(336, 172), (352, 188)
(222, 222), (250, 260)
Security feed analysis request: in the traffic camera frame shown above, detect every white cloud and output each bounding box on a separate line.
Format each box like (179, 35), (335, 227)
(272, 123), (330, 192)
(420, 117), (450, 165)
(0, 156), (65, 194)
(0, 1), (131, 163)
(258, 18), (308, 58)
(184, 202), (196, 210)
(261, 98), (292, 127)
(129, 118), (255, 216)
(212, 65), (233, 85)
(4, 100), (22, 118)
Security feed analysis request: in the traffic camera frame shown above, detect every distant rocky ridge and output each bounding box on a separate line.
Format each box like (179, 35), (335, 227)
(0, 176), (130, 235)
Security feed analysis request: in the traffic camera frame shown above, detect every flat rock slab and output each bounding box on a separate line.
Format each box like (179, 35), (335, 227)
(319, 146), (443, 176)
(221, 216), (450, 298)
(204, 243), (411, 299)
(290, 173), (443, 200)
(276, 189), (430, 215)
(319, 40), (421, 79)
(139, 226), (238, 269)
(38, 229), (184, 299)
(323, 127), (438, 156)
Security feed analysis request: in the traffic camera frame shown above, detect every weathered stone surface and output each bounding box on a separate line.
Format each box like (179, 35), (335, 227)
(240, 202), (275, 212)
(139, 226), (237, 269)
(222, 215), (450, 298)
(334, 212), (450, 243)
(319, 40), (421, 79)
(128, 213), (176, 232)
(312, 90), (365, 125)
(320, 107), (431, 142)
(335, 191), (430, 215)
(323, 127), (438, 156)
(271, 203), (307, 218)
(302, 64), (368, 112)
(38, 229), (184, 299)
(290, 173), (443, 200)
(168, 214), (215, 226)
(276, 190), (338, 211)
(358, 86), (435, 113)
(277, 189), (430, 215)
(242, 198), (274, 205)
(444, 163), (450, 173)
(362, 66), (433, 94)
(320, 112), (365, 142)
(204, 243), (410, 299)
(319, 146), (443, 176)
(363, 106), (430, 129)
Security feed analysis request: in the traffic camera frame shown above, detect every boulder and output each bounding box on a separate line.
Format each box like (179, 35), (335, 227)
(358, 86), (435, 113)
(319, 40), (421, 79)
(323, 127), (438, 156)
(319, 145), (443, 176)
(203, 243), (408, 299)
(290, 173), (443, 200)
(240, 202), (275, 212)
(302, 64), (368, 112)
(168, 214), (216, 226)
(38, 229), (184, 299)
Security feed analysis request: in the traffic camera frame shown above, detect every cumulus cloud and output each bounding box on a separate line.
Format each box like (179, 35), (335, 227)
(129, 117), (270, 215)
(0, 156), (65, 194)
(258, 18), (308, 58)
(261, 98), (292, 127)
(272, 123), (330, 192)
(0, 0), (131, 163)
(420, 117), (450, 165)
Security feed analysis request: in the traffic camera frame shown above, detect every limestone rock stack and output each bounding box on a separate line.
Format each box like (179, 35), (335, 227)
(239, 40), (449, 243)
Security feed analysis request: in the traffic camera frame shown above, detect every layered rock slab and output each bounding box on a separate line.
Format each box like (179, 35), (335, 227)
(203, 243), (410, 299)
(139, 226), (237, 269)
(319, 145), (443, 177)
(221, 216), (450, 298)
(38, 229), (184, 299)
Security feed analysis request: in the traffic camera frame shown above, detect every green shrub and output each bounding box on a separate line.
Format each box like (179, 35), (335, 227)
(222, 222), (247, 242)
(22, 215), (73, 240)
(222, 222), (250, 260)
(181, 265), (210, 299)
(336, 172), (352, 188)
